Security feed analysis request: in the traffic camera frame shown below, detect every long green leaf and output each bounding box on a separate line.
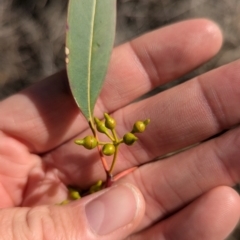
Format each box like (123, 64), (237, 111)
(66, 0), (116, 122)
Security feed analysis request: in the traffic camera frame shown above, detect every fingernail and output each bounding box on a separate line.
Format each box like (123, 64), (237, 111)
(85, 184), (139, 235)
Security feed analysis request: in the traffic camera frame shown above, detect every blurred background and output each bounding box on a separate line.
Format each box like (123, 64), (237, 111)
(0, 0), (239, 238)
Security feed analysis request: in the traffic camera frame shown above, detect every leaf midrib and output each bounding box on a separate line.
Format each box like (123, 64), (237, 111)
(88, 0), (97, 121)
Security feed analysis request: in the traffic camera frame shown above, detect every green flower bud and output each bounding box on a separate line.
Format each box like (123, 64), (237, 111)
(59, 200), (69, 205)
(94, 117), (108, 134)
(102, 144), (116, 156)
(144, 119), (150, 126)
(75, 136), (98, 149)
(104, 113), (116, 129)
(123, 132), (138, 145)
(69, 188), (81, 200)
(132, 119), (150, 133)
(132, 121), (145, 133)
(90, 180), (103, 194)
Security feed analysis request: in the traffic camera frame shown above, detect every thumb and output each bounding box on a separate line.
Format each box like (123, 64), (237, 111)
(0, 183), (145, 240)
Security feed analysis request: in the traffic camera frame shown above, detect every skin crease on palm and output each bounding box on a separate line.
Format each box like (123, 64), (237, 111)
(0, 18), (239, 240)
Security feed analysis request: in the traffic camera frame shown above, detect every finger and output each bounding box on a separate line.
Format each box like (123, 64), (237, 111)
(95, 18), (222, 115)
(131, 186), (240, 240)
(119, 125), (240, 230)
(0, 184), (145, 240)
(0, 19), (222, 152)
(104, 58), (240, 166)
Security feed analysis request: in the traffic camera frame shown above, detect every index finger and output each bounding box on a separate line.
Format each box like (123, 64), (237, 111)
(0, 19), (222, 153)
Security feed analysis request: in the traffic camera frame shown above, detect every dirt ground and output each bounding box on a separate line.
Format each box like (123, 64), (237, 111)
(0, 0), (239, 239)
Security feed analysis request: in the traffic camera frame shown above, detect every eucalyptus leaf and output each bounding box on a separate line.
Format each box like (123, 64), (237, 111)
(66, 0), (116, 121)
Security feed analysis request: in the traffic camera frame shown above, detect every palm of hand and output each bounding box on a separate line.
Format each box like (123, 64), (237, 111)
(0, 19), (240, 239)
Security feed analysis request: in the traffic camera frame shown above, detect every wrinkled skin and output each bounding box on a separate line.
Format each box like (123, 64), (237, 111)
(0, 19), (239, 239)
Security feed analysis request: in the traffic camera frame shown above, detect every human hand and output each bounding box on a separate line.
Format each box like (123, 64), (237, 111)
(0, 19), (239, 239)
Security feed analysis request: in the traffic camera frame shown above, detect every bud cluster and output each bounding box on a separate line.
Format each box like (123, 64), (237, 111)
(74, 113), (150, 176)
